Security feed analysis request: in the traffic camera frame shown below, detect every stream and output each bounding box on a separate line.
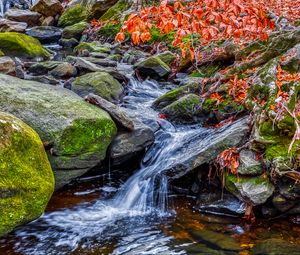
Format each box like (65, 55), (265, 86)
(1, 72), (300, 254)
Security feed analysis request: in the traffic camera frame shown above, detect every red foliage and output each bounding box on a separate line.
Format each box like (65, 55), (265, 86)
(216, 147), (240, 174)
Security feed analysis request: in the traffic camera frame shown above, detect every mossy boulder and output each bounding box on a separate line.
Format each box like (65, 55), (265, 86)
(0, 74), (117, 189)
(0, 32), (50, 59)
(74, 41), (111, 54)
(72, 72), (123, 102)
(155, 51), (176, 65)
(134, 56), (171, 80)
(58, 4), (88, 27)
(62, 21), (89, 40)
(225, 174), (274, 205)
(0, 111), (54, 236)
(99, 0), (128, 21)
(161, 94), (203, 123)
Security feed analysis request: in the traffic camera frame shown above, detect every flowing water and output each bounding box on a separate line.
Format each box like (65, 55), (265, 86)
(1, 76), (300, 254)
(0, 0), (37, 17)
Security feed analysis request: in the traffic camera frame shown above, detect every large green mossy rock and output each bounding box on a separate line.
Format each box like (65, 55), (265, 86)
(0, 112), (54, 236)
(74, 41), (111, 54)
(62, 21), (89, 40)
(72, 71), (123, 102)
(100, 0), (128, 21)
(0, 74), (117, 189)
(58, 4), (88, 27)
(0, 32), (50, 59)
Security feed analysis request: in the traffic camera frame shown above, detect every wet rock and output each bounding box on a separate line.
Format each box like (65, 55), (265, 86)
(59, 38), (79, 48)
(58, 4), (88, 27)
(25, 26), (62, 44)
(72, 71), (124, 102)
(156, 51), (176, 65)
(5, 8), (41, 27)
(196, 193), (246, 217)
(0, 111), (54, 237)
(27, 61), (61, 75)
(0, 18), (27, 32)
(0, 74), (117, 189)
(31, 0), (64, 17)
(134, 56), (171, 80)
(272, 194), (295, 212)
(122, 49), (150, 64)
(237, 149), (263, 176)
(62, 21), (89, 40)
(110, 127), (155, 165)
(161, 94), (203, 124)
(79, 57), (118, 68)
(0, 56), (15, 75)
(189, 229), (242, 251)
(167, 117), (249, 179)
(41, 16), (55, 26)
(0, 32), (50, 59)
(74, 41), (111, 54)
(85, 93), (135, 131)
(252, 238), (300, 255)
(225, 174), (274, 206)
(90, 52), (109, 59)
(24, 74), (60, 85)
(49, 62), (77, 78)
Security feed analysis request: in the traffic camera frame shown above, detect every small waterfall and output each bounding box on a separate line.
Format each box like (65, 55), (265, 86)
(0, 0), (37, 17)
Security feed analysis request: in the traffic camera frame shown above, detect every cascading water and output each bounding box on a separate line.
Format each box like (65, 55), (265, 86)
(0, 0), (37, 17)
(3, 74), (219, 254)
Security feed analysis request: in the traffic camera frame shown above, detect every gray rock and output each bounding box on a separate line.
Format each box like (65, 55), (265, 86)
(49, 62), (77, 78)
(237, 149), (263, 176)
(24, 74), (60, 85)
(0, 74), (117, 189)
(59, 38), (79, 48)
(25, 26), (62, 44)
(0, 56), (15, 75)
(62, 21), (89, 40)
(155, 51), (176, 65)
(72, 71), (124, 102)
(27, 61), (61, 75)
(5, 8), (41, 27)
(134, 56), (171, 79)
(280, 43), (300, 73)
(110, 127), (155, 165)
(0, 18), (27, 32)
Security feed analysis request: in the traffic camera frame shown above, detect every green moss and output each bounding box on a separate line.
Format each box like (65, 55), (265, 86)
(0, 50), (4, 56)
(156, 51), (176, 65)
(74, 42), (111, 54)
(202, 96), (244, 114)
(98, 22), (122, 38)
(190, 65), (220, 78)
(62, 21), (89, 40)
(58, 4), (88, 27)
(0, 112), (54, 236)
(0, 32), (50, 59)
(100, 0), (128, 21)
(149, 27), (175, 45)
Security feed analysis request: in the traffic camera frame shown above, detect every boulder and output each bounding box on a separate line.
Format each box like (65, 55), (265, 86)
(59, 38), (79, 48)
(110, 127), (155, 165)
(58, 4), (88, 27)
(25, 26), (62, 44)
(0, 32), (50, 59)
(5, 9), (41, 27)
(156, 51), (176, 65)
(0, 18), (27, 32)
(41, 16), (55, 26)
(237, 149), (263, 176)
(225, 174), (274, 206)
(0, 74), (117, 189)
(74, 41), (111, 54)
(72, 71), (124, 102)
(62, 21), (89, 40)
(161, 94), (203, 123)
(0, 56), (15, 75)
(27, 61), (62, 75)
(49, 62), (77, 78)
(0, 111), (54, 236)
(31, 0), (64, 17)
(134, 56), (171, 79)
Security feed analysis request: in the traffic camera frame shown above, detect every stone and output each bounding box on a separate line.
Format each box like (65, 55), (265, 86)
(79, 57), (117, 67)
(41, 16), (55, 26)
(225, 174), (275, 206)
(58, 4), (88, 27)
(24, 74), (60, 85)
(49, 62), (77, 78)
(72, 71), (124, 102)
(237, 149), (263, 176)
(31, 0), (64, 17)
(27, 61), (61, 75)
(161, 94), (203, 124)
(85, 93), (134, 131)
(272, 194), (295, 212)
(156, 51), (176, 65)
(252, 238), (300, 255)
(0, 74), (117, 189)
(62, 21), (89, 40)
(280, 44), (300, 73)
(0, 111), (54, 236)
(74, 41), (111, 54)
(110, 127), (155, 165)
(0, 56), (15, 75)
(0, 18), (27, 32)
(5, 8), (41, 27)
(25, 26), (62, 44)
(134, 56), (171, 79)
(0, 32), (50, 59)
(87, 0), (118, 19)
(59, 38), (79, 48)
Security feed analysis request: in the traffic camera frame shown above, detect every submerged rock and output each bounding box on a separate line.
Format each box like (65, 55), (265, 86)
(25, 26), (62, 44)
(0, 32), (50, 59)
(0, 74), (117, 189)
(134, 56), (171, 80)
(252, 238), (300, 255)
(31, 0), (64, 17)
(72, 71), (124, 102)
(5, 8), (41, 27)
(0, 111), (54, 237)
